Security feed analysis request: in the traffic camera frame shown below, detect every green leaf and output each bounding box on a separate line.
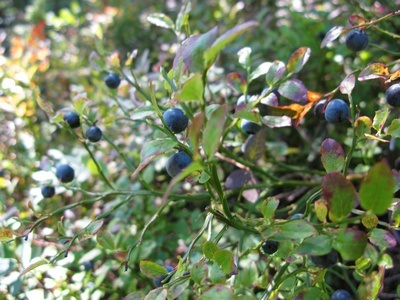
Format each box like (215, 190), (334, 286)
(0, 228), (14, 242)
(79, 220), (104, 242)
(296, 235), (332, 255)
(202, 104), (227, 160)
(261, 197), (280, 221)
(362, 214), (378, 229)
(209, 263), (226, 284)
(122, 292), (146, 300)
(147, 13), (174, 29)
(236, 262), (258, 288)
(243, 128), (266, 161)
(214, 249), (234, 274)
(266, 60), (286, 86)
(372, 108), (389, 134)
(314, 200), (328, 223)
(392, 202), (400, 227)
(175, 0), (191, 34)
(359, 161), (395, 215)
(130, 106), (156, 120)
(173, 73), (204, 101)
(203, 241), (218, 260)
(355, 256), (371, 271)
(278, 79), (308, 102)
(272, 220), (317, 241)
(249, 62), (272, 82)
(387, 119), (400, 138)
(139, 261), (168, 279)
(355, 116), (372, 138)
(18, 260), (48, 278)
(96, 230), (115, 250)
(320, 138), (345, 173)
(357, 268), (385, 300)
(204, 21), (259, 70)
(141, 138), (178, 159)
(368, 228), (397, 249)
(334, 228), (367, 261)
(203, 285), (234, 299)
(322, 172), (356, 221)
(287, 47), (311, 74)
(237, 47), (251, 69)
(191, 261), (208, 284)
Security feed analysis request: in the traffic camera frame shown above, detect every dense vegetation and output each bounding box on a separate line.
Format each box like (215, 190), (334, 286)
(1, 1), (400, 299)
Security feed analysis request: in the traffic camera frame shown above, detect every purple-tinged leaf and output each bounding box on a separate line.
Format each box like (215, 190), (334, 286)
(392, 170), (400, 192)
(188, 112), (205, 161)
(334, 228), (367, 261)
(204, 21), (259, 70)
(358, 63), (389, 81)
(225, 169), (251, 189)
(243, 187), (259, 203)
(322, 172), (356, 221)
(340, 74), (356, 95)
(321, 26), (343, 48)
(349, 14), (367, 26)
(266, 60), (286, 86)
(320, 138), (345, 173)
(278, 79), (308, 102)
(359, 161), (395, 215)
(287, 47), (311, 74)
(368, 228), (397, 249)
(243, 128), (266, 161)
(226, 72), (246, 93)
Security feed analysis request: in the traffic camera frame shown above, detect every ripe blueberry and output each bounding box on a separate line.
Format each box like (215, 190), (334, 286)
(310, 249), (338, 268)
(153, 265), (174, 288)
(55, 164), (75, 183)
(41, 186), (55, 198)
(64, 111), (80, 128)
(313, 99), (326, 120)
(262, 240), (279, 254)
(385, 83), (400, 107)
(345, 29), (369, 52)
(331, 289), (352, 300)
(324, 99), (350, 123)
(104, 73), (121, 89)
(163, 108), (189, 134)
(86, 126), (102, 142)
(166, 151), (192, 177)
(241, 119), (261, 134)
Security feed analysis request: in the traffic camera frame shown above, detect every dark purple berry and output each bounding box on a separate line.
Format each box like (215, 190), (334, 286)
(55, 164), (75, 183)
(64, 111), (80, 128)
(345, 29), (369, 52)
(166, 151), (192, 177)
(153, 265), (174, 287)
(331, 289), (352, 300)
(262, 240), (279, 254)
(104, 73), (121, 89)
(86, 126), (102, 142)
(325, 99), (350, 123)
(163, 108), (189, 134)
(385, 83), (400, 107)
(41, 186), (55, 198)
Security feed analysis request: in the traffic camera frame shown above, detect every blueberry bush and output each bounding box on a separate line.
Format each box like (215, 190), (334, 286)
(1, 1), (400, 299)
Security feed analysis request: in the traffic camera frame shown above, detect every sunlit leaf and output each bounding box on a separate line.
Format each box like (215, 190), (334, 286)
(203, 241), (218, 260)
(287, 47), (311, 74)
(266, 60), (286, 86)
(355, 116), (372, 138)
(237, 47), (251, 69)
(141, 138), (178, 159)
(243, 128), (266, 161)
(0, 228), (14, 242)
(334, 228), (367, 261)
(204, 21), (259, 70)
(362, 214), (378, 229)
(349, 14), (367, 26)
(147, 13), (175, 29)
(261, 197), (279, 221)
(187, 112), (205, 161)
(262, 115), (292, 128)
(130, 106), (156, 120)
(322, 172), (356, 221)
(314, 200), (328, 223)
(339, 74), (356, 95)
(18, 259), (48, 278)
(214, 250), (234, 274)
(270, 220), (317, 241)
(358, 63), (389, 81)
(250, 62), (272, 82)
(278, 79), (308, 102)
(320, 138), (345, 173)
(296, 235), (332, 255)
(359, 161), (395, 215)
(387, 119), (400, 138)
(79, 220), (104, 242)
(173, 73), (204, 101)
(226, 72), (246, 93)
(139, 261), (169, 279)
(321, 26), (343, 48)
(368, 228), (397, 249)
(372, 108), (389, 134)
(175, 0), (191, 34)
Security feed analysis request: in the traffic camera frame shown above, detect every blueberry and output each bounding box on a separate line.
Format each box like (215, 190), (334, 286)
(241, 119), (261, 134)
(262, 240), (279, 254)
(331, 289), (352, 300)
(345, 29), (369, 52)
(290, 213), (303, 220)
(385, 83), (400, 107)
(166, 151), (192, 177)
(310, 249), (338, 268)
(64, 111), (80, 128)
(55, 164), (75, 183)
(86, 126), (102, 143)
(324, 99), (350, 123)
(313, 99), (326, 120)
(104, 73), (121, 89)
(163, 108), (189, 134)
(153, 265), (174, 288)
(41, 186), (55, 198)
(83, 261), (94, 271)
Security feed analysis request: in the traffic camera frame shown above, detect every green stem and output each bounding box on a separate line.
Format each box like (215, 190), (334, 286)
(261, 262), (290, 300)
(343, 94), (357, 176)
